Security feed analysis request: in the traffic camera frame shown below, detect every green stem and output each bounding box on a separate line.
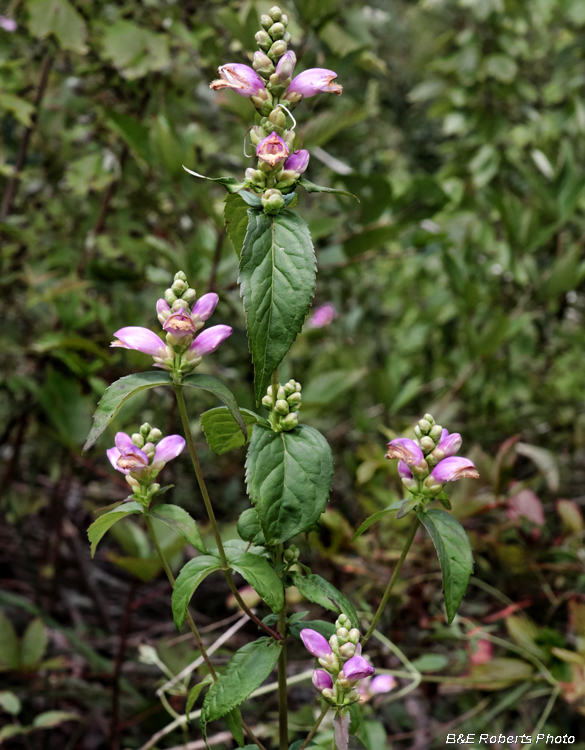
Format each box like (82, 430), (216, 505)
(276, 544), (288, 750)
(241, 719), (269, 750)
(144, 516), (217, 680)
(299, 703), (328, 750)
(173, 385), (281, 640)
(362, 516), (421, 645)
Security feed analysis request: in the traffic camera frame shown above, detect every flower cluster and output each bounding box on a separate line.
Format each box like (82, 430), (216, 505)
(107, 422), (185, 504)
(261, 379), (302, 432)
(301, 616), (375, 709)
(209, 5), (342, 211)
(386, 414), (479, 501)
(111, 271), (231, 379)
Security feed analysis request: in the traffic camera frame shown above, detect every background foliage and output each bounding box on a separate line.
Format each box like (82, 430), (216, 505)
(2, 0), (585, 747)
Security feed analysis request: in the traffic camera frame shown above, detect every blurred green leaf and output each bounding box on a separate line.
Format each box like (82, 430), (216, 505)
(27, 0), (88, 53)
(20, 619), (47, 669)
(88, 502), (144, 557)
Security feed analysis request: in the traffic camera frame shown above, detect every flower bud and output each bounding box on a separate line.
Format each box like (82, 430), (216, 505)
(245, 168), (266, 188)
(414, 425), (422, 438)
(255, 30), (271, 51)
(275, 399), (289, 415)
(337, 627), (350, 641)
(322, 688), (334, 700)
(301, 629), (333, 658)
(336, 614), (351, 630)
(281, 14), (289, 26)
(282, 413), (298, 430)
(261, 188), (285, 215)
(277, 386), (286, 400)
(269, 22), (285, 39)
(418, 418), (431, 434)
(131, 433), (144, 447)
(329, 635), (340, 653)
(267, 386), (274, 397)
(313, 669), (333, 692)
(342, 655), (375, 681)
(253, 50), (274, 77)
(339, 643), (356, 658)
(268, 40), (287, 60)
(420, 436), (434, 453)
(262, 395), (273, 407)
(140, 423), (151, 436)
(148, 428), (162, 444)
(337, 676), (352, 689)
(287, 392), (302, 406)
(268, 5), (282, 21)
(429, 424), (443, 441)
(165, 289), (177, 305)
(182, 288), (197, 305)
(268, 108), (287, 128)
(348, 628), (360, 644)
(260, 14), (273, 30)
(172, 278), (187, 295)
(283, 548), (295, 563)
(347, 688), (360, 703)
(318, 653), (339, 672)
(423, 413), (435, 425)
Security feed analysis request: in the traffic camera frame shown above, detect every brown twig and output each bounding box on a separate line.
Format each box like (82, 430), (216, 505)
(0, 53), (53, 222)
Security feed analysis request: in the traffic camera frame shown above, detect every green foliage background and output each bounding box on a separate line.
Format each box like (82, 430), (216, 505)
(2, 0), (585, 747)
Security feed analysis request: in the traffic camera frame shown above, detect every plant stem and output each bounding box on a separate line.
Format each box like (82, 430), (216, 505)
(362, 516), (421, 645)
(241, 719), (269, 750)
(145, 516), (217, 679)
(173, 385), (281, 640)
(276, 545), (288, 750)
(299, 703), (328, 750)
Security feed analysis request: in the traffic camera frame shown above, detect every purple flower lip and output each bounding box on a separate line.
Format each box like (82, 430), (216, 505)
(116, 446), (149, 472)
(152, 435), (186, 469)
(285, 68), (342, 99)
(434, 432), (462, 459)
(386, 438), (424, 467)
(283, 149), (310, 176)
(192, 292), (219, 321)
(162, 311), (197, 338)
(300, 629), (333, 658)
(210, 63), (266, 97)
(342, 654), (375, 681)
(189, 325), (232, 358)
(398, 460), (413, 479)
(111, 327), (164, 356)
(312, 669), (333, 691)
(256, 131), (289, 166)
(431, 456), (479, 483)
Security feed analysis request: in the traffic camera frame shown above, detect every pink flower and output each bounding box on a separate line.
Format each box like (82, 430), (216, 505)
(430, 456), (479, 483)
(256, 131), (289, 167)
(398, 460), (413, 479)
(433, 431), (462, 460)
(386, 438), (424, 467)
(107, 432), (185, 477)
(163, 311), (198, 338)
(189, 325), (233, 358)
(342, 654), (375, 681)
(0, 16), (17, 32)
(110, 327), (164, 356)
(284, 68), (342, 102)
(300, 629), (333, 658)
(370, 674), (396, 694)
(210, 64), (266, 97)
(282, 149), (310, 177)
(308, 303), (337, 329)
(193, 293), (219, 321)
(275, 51), (296, 81)
(312, 669), (333, 691)
(507, 489), (544, 526)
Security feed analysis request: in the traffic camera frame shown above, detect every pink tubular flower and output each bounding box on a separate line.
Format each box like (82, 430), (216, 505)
(110, 327), (164, 356)
(210, 64), (266, 97)
(283, 149), (310, 176)
(0, 16), (17, 32)
(386, 438), (424, 467)
(107, 432), (185, 477)
(433, 430), (462, 460)
(284, 68), (342, 102)
(300, 629), (333, 658)
(256, 131), (289, 167)
(192, 293), (219, 321)
(151, 435), (186, 470)
(431, 456), (479, 483)
(275, 51), (296, 81)
(370, 674), (396, 694)
(342, 654), (375, 681)
(398, 460), (413, 479)
(163, 311), (198, 338)
(189, 325), (233, 358)
(308, 303), (337, 329)
(312, 669), (333, 691)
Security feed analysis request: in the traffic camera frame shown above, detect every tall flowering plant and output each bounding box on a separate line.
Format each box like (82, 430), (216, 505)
(83, 8), (479, 750)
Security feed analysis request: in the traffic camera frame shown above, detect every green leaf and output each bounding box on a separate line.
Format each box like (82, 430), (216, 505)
(182, 374), (247, 440)
(348, 703), (362, 734)
(27, 0), (88, 54)
(239, 210), (316, 404)
(410, 653), (449, 672)
(291, 573), (359, 629)
(88, 502), (144, 557)
(299, 177), (359, 201)
(351, 502), (404, 541)
(32, 711), (80, 728)
(245, 424), (334, 545)
(172, 557), (223, 630)
(225, 193), (251, 256)
(200, 407), (261, 455)
(289, 618), (336, 641)
(223, 706), (245, 747)
(83, 371), (170, 452)
(148, 504), (206, 554)
(237, 190), (262, 207)
(21, 619), (48, 668)
(105, 110), (151, 164)
(0, 93), (35, 127)
(185, 675), (213, 717)
(237, 508), (265, 546)
(201, 638), (281, 738)
(101, 20), (169, 80)
(0, 613), (19, 671)
(224, 547), (284, 614)
(395, 497), (420, 519)
(0, 692), (21, 716)
(418, 509), (474, 624)
(0, 725), (27, 742)
(182, 165), (245, 192)
(348, 736), (368, 750)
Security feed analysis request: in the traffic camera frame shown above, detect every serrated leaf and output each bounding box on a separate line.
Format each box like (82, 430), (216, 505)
(32, 711), (80, 728)
(186, 675), (213, 717)
(201, 638), (280, 739)
(182, 374), (247, 441)
(237, 508), (265, 546)
(225, 193), (251, 256)
(172, 557), (223, 630)
(21, 619), (47, 668)
(245, 424), (333, 545)
(224, 547), (284, 614)
(418, 509), (474, 624)
(239, 210), (316, 404)
(299, 177), (359, 201)
(351, 501), (404, 541)
(27, 0), (88, 54)
(200, 407), (261, 455)
(291, 573), (359, 629)
(88, 502), (144, 557)
(83, 371), (171, 452)
(148, 504), (206, 554)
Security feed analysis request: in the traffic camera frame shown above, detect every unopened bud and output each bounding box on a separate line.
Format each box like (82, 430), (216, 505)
(140, 423), (151, 436)
(148, 428), (162, 444)
(268, 5), (282, 21)
(267, 385), (274, 397)
(182, 288), (197, 305)
(336, 614), (351, 630)
(131, 433), (144, 447)
(418, 418), (431, 434)
(268, 108), (287, 128)
(429, 424), (443, 441)
(269, 22), (285, 39)
(337, 627), (350, 641)
(420, 436), (434, 453)
(275, 399), (289, 415)
(424, 413), (435, 425)
(348, 688), (360, 703)
(171, 298), (189, 311)
(245, 168), (266, 187)
(172, 279), (187, 294)
(329, 635), (340, 653)
(174, 271), (187, 282)
(339, 643), (355, 658)
(261, 188), (285, 215)
(337, 676), (351, 689)
(276, 386), (286, 399)
(283, 549), (295, 562)
(268, 40), (287, 60)
(282, 413), (298, 430)
(287, 392), (301, 406)
(262, 395), (272, 407)
(322, 688), (334, 700)
(165, 289), (177, 305)
(255, 30), (271, 51)
(348, 628), (360, 644)
(413, 425), (422, 438)
(280, 13), (289, 26)
(260, 14), (272, 30)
